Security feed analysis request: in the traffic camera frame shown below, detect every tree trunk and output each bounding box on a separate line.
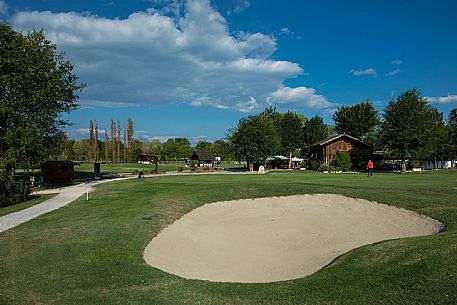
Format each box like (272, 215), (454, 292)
(401, 158), (406, 174)
(248, 160), (253, 172)
(288, 152), (292, 169)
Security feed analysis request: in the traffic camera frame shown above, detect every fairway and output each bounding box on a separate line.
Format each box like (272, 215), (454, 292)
(1, 171), (457, 304)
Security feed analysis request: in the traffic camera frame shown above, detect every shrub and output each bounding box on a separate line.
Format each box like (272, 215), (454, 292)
(320, 164), (330, 172)
(0, 178), (31, 207)
(177, 167), (184, 172)
(336, 152), (352, 171)
(308, 160), (321, 171)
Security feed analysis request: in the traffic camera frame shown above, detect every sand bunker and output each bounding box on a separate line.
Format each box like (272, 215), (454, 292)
(144, 194), (443, 283)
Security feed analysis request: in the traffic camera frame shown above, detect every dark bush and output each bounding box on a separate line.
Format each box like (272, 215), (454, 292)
(336, 152), (352, 171)
(308, 160), (321, 171)
(0, 178), (31, 207)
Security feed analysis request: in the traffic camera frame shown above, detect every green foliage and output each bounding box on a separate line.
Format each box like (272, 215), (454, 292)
(275, 111), (305, 156)
(380, 89), (441, 172)
(448, 108), (457, 161)
(336, 151), (352, 171)
(0, 23), (84, 174)
(0, 177), (31, 207)
(228, 114), (280, 168)
(162, 138), (192, 160)
(308, 160), (321, 171)
(195, 141), (212, 152)
(333, 100), (379, 138)
(302, 115), (328, 156)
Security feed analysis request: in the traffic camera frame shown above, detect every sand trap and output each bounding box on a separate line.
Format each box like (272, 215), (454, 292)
(143, 194), (443, 283)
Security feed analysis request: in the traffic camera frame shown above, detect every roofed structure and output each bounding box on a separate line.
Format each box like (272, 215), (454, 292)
(310, 134), (373, 169)
(191, 151), (215, 167)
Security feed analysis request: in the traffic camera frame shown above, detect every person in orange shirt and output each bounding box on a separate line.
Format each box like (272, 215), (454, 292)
(367, 159), (374, 176)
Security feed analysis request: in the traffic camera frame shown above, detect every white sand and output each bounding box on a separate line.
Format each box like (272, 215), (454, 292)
(143, 194), (443, 283)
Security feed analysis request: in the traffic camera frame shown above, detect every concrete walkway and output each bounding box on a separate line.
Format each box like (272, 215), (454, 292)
(0, 171), (253, 233)
(0, 178), (130, 232)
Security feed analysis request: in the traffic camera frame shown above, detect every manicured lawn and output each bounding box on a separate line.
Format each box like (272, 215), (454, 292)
(1, 170), (456, 304)
(0, 193), (57, 216)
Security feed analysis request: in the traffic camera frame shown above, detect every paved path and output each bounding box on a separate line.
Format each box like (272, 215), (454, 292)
(0, 178), (130, 232)
(0, 171), (254, 233)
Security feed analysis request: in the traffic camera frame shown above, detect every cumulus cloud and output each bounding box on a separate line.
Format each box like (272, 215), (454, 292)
(0, 1), (7, 15)
(349, 68), (377, 77)
(11, 0), (331, 112)
(280, 27), (292, 35)
(385, 69), (403, 77)
(391, 59), (402, 65)
(427, 94), (457, 104)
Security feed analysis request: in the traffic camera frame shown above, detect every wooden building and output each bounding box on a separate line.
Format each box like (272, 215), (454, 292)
(41, 160), (75, 185)
(310, 134), (373, 169)
(191, 151), (215, 167)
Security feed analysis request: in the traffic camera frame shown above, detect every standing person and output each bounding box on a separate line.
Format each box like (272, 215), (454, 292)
(367, 159), (374, 176)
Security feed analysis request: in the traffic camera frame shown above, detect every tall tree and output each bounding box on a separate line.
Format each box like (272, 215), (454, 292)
(89, 120), (94, 162)
(0, 23), (84, 177)
(333, 101), (379, 139)
(448, 108), (457, 168)
(94, 122), (99, 162)
(380, 89), (438, 173)
(302, 115), (328, 157)
(228, 114), (280, 171)
(117, 120), (121, 163)
(127, 117), (134, 162)
(275, 112), (305, 168)
(104, 128), (109, 163)
(123, 122), (127, 163)
(110, 120), (117, 164)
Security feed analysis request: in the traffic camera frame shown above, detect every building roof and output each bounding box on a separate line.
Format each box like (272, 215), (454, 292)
(191, 151), (215, 161)
(310, 133), (372, 147)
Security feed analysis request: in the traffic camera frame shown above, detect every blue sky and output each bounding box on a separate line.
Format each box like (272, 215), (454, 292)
(1, 0), (456, 144)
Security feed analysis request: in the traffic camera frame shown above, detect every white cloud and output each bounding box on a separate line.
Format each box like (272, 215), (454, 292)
(0, 1), (7, 15)
(78, 100), (139, 109)
(11, 0), (329, 112)
(227, 0), (250, 15)
(280, 27), (292, 35)
(391, 59), (402, 65)
(385, 69), (403, 77)
(427, 95), (457, 104)
(267, 86), (336, 109)
(349, 68), (377, 78)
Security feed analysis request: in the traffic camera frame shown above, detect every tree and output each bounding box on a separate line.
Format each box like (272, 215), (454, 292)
(333, 101), (379, 139)
(336, 151), (352, 171)
(89, 120), (94, 162)
(275, 112), (305, 168)
(127, 117), (134, 162)
(110, 120), (117, 163)
(123, 122), (127, 163)
(104, 128), (110, 163)
(211, 139), (234, 161)
(195, 141), (212, 151)
(448, 108), (457, 168)
(117, 120), (121, 163)
(162, 138), (192, 160)
(302, 115), (328, 157)
(380, 89), (438, 173)
(0, 23), (84, 177)
(94, 122), (99, 162)
(228, 114), (280, 171)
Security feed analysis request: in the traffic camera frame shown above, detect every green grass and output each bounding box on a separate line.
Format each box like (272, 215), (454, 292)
(1, 170), (456, 304)
(0, 193), (57, 216)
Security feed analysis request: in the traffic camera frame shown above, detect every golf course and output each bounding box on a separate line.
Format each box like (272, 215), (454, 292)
(1, 170), (456, 305)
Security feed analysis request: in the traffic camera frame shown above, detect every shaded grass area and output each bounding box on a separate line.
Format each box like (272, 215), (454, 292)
(1, 170), (456, 304)
(0, 193), (57, 216)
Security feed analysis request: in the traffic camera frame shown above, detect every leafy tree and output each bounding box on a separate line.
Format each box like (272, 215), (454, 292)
(336, 151), (352, 171)
(302, 115), (328, 157)
(0, 23), (84, 177)
(195, 141), (212, 151)
(275, 112), (305, 168)
(380, 89), (438, 173)
(333, 100), (379, 139)
(162, 138), (192, 160)
(228, 114), (280, 171)
(211, 139), (235, 161)
(448, 108), (457, 168)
